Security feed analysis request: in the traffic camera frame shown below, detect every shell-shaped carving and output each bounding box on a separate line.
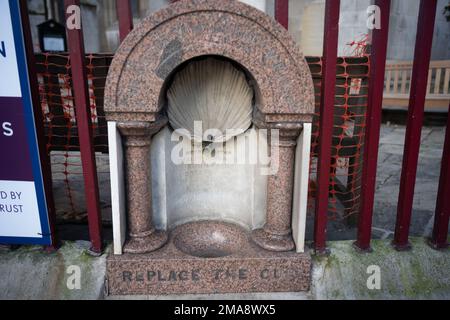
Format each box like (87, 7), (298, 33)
(167, 58), (253, 142)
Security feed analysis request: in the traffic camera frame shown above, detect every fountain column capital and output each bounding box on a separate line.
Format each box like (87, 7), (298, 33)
(253, 116), (303, 147)
(118, 119), (167, 140)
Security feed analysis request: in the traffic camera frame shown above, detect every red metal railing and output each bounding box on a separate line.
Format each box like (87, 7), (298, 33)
(355, 0), (391, 252)
(393, 0), (438, 250)
(22, 0), (449, 252)
(64, 0), (103, 254)
(275, 0), (289, 30)
(313, 0), (341, 254)
(276, 0), (448, 252)
(430, 101), (450, 250)
(116, 0), (134, 43)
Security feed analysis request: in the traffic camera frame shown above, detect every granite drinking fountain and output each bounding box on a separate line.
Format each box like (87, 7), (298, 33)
(105, 0), (315, 295)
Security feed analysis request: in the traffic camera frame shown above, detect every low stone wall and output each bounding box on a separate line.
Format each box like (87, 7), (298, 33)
(0, 238), (448, 300)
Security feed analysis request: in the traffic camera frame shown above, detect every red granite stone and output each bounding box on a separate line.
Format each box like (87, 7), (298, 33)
(104, 0), (315, 123)
(104, 0), (316, 295)
(107, 221), (311, 295)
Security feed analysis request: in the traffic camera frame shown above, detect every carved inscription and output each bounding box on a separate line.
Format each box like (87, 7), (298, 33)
(121, 266), (297, 284)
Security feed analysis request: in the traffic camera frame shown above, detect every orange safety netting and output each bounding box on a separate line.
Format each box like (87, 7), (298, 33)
(35, 53), (111, 220)
(307, 55), (370, 221)
(35, 53), (370, 223)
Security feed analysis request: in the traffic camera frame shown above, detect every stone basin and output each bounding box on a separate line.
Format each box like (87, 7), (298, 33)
(172, 221), (249, 258)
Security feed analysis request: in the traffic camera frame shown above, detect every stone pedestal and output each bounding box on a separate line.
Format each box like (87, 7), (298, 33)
(252, 123), (302, 251)
(107, 252), (311, 295)
(107, 221), (311, 295)
(118, 120), (168, 254)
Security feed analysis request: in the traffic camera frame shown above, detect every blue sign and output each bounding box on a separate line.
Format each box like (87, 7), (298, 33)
(0, 0), (52, 245)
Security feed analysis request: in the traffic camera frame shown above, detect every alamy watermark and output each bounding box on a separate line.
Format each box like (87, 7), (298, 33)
(170, 121), (280, 176)
(366, 265), (381, 290)
(66, 265), (81, 290)
(367, 5), (382, 30)
(66, 5), (81, 30)
(64, 4), (384, 32)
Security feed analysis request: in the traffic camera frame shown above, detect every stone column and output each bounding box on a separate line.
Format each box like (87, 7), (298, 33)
(252, 122), (302, 251)
(118, 120), (167, 254)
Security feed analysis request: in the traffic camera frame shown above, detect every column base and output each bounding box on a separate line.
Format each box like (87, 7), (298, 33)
(427, 237), (449, 251)
(251, 228), (295, 252)
(124, 230), (168, 254)
(392, 240), (412, 252)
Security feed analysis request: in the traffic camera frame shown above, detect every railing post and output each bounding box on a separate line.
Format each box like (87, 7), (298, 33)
(313, 0), (340, 254)
(116, 0), (133, 43)
(64, 0), (103, 254)
(393, 0), (438, 251)
(275, 0), (289, 30)
(354, 0), (391, 252)
(429, 102), (450, 250)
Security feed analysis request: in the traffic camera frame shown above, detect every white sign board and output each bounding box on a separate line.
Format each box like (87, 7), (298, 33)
(0, 0), (51, 245)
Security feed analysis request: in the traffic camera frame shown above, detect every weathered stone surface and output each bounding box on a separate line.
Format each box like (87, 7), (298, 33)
(104, 0), (315, 294)
(107, 225), (311, 295)
(251, 125), (301, 251)
(118, 120), (168, 254)
(1, 239), (449, 300)
(167, 57), (254, 142)
(104, 0), (315, 123)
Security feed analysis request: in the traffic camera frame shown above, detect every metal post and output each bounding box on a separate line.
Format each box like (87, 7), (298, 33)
(429, 102), (450, 249)
(354, 0), (391, 252)
(275, 0), (289, 30)
(313, 0), (340, 254)
(64, 0), (103, 254)
(116, 0), (133, 43)
(393, 0), (438, 250)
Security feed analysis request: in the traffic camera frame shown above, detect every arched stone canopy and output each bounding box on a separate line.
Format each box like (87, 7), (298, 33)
(104, 0), (315, 124)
